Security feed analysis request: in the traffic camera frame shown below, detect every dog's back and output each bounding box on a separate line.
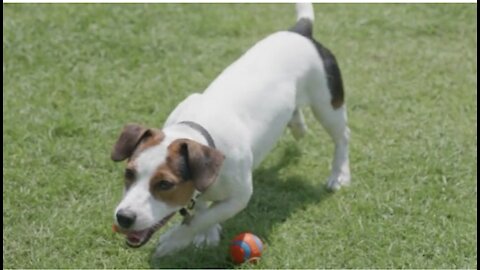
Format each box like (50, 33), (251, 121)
(166, 4), (344, 168)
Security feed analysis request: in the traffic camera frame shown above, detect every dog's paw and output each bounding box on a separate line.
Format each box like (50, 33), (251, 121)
(154, 225), (194, 258)
(327, 171), (351, 191)
(193, 223), (222, 248)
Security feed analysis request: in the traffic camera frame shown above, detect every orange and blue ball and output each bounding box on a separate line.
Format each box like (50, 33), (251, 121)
(229, 232), (263, 264)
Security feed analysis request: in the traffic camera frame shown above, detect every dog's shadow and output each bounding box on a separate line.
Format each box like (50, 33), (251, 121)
(150, 142), (332, 268)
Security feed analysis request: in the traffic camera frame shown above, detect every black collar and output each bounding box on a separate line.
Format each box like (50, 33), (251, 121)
(178, 121), (216, 148)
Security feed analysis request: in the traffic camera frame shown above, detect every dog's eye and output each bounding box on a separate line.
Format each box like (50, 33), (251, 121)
(155, 180), (175, 191)
(124, 168), (136, 180)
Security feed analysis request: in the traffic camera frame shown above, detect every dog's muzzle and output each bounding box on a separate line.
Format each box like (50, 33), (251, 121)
(113, 212), (176, 248)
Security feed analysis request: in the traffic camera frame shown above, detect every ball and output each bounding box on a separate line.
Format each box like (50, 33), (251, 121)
(229, 232), (263, 264)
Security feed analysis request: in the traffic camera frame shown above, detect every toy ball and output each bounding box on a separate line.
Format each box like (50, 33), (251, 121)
(229, 232), (263, 264)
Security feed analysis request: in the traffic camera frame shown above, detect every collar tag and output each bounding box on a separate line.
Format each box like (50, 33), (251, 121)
(179, 192), (201, 225)
(187, 198), (196, 210)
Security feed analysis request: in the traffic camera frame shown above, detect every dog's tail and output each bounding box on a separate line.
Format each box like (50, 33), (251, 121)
(290, 3), (315, 38)
(296, 3), (315, 22)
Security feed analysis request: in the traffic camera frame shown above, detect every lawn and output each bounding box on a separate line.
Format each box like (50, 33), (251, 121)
(3, 3), (477, 269)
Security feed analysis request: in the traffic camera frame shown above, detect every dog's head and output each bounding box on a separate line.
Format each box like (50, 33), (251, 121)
(110, 123), (224, 247)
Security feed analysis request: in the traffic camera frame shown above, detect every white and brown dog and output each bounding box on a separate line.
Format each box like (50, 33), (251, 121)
(111, 3), (350, 257)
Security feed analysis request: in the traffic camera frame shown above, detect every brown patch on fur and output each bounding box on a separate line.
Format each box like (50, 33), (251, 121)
(112, 125), (165, 190)
(111, 124), (165, 162)
(331, 98), (344, 109)
(168, 139), (225, 192)
(124, 164), (137, 190)
(128, 129), (165, 161)
(149, 164), (195, 206)
(148, 138), (224, 206)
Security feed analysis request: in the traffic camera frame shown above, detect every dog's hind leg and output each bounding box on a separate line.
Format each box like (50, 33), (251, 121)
(310, 100), (351, 191)
(289, 4), (349, 190)
(288, 108), (308, 140)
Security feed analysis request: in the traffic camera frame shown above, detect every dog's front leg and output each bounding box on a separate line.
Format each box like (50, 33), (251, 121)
(154, 185), (252, 257)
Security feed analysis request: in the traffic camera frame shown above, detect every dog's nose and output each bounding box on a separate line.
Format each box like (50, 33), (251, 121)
(116, 209), (136, 229)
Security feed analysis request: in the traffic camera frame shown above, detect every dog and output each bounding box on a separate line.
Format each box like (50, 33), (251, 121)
(111, 3), (350, 258)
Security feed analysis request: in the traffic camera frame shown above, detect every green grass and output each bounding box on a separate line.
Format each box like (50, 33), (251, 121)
(3, 3), (477, 269)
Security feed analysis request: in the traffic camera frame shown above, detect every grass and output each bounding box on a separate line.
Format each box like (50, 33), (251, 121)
(3, 3), (477, 269)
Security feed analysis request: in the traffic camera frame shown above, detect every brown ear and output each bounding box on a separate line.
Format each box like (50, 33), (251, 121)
(169, 139), (225, 192)
(111, 124), (152, 162)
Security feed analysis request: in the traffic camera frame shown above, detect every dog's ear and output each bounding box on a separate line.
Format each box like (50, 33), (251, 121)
(169, 139), (225, 192)
(111, 123), (152, 162)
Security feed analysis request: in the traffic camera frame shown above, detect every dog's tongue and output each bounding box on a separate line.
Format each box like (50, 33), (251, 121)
(126, 230), (149, 245)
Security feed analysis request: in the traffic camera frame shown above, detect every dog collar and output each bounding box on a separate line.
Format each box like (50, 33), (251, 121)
(178, 121), (216, 148)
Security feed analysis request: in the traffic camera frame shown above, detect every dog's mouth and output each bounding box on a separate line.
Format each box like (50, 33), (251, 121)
(115, 212), (176, 248)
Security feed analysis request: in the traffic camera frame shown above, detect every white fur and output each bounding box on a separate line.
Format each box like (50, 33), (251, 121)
(114, 3), (350, 257)
(296, 3), (315, 21)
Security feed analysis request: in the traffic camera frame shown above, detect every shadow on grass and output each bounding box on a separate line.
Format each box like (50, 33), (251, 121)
(150, 142), (332, 268)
